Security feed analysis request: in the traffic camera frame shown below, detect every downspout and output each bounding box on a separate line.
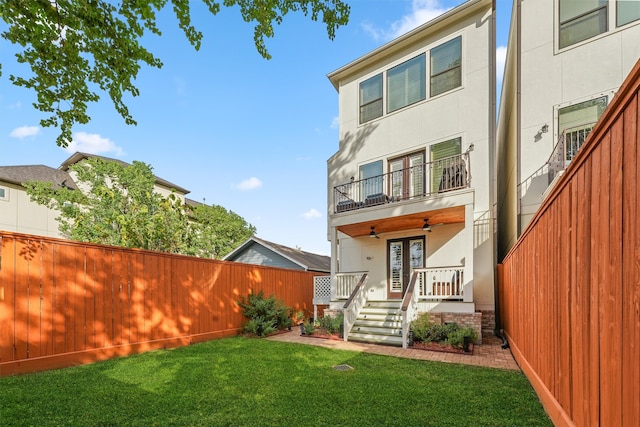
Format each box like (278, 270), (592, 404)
(515, 0), (522, 238)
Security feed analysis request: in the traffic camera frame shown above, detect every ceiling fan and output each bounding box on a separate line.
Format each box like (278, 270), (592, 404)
(422, 218), (444, 232)
(369, 226), (380, 239)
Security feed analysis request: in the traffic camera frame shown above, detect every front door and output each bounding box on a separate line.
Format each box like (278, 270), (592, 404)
(388, 237), (425, 299)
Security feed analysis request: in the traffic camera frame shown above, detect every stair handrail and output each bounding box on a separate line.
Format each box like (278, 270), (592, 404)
(342, 273), (369, 342)
(401, 270), (421, 349)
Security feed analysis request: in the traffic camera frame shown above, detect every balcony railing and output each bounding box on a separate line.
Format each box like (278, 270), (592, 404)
(334, 153), (471, 214)
(548, 122), (597, 184)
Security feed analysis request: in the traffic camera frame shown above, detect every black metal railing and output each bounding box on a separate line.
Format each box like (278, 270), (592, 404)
(334, 153), (471, 213)
(548, 122), (596, 184)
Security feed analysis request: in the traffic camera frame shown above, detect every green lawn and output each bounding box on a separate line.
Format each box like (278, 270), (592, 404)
(0, 337), (551, 426)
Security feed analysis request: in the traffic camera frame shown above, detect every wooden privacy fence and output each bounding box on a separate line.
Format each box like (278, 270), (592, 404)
(0, 231), (319, 376)
(499, 60), (640, 426)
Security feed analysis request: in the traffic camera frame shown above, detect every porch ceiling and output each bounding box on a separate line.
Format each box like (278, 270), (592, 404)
(336, 206), (465, 238)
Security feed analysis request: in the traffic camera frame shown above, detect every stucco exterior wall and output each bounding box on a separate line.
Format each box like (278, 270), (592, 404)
(0, 182), (63, 238)
(497, 0), (640, 251)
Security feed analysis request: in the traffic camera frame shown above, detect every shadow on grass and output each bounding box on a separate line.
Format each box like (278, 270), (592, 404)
(0, 337), (551, 426)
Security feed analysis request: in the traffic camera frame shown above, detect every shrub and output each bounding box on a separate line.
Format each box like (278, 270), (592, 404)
(318, 312), (344, 334)
(237, 291), (292, 337)
(303, 320), (316, 335)
(447, 327), (478, 348)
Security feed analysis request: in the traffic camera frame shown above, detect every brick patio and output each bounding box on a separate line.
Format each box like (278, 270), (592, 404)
(267, 330), (520, 371)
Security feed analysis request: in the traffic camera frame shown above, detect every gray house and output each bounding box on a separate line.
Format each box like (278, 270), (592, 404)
(223, 237), (330, 273)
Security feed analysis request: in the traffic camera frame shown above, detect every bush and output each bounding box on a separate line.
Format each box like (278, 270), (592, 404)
(237, 291), (292, 337)
(447, 327), (478, 348)
(303, 320), (316, 335)
(318, 312), (344, 334)
(411, 313), (477, 348)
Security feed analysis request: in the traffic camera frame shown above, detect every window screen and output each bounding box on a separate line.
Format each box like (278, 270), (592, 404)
(359, 74), (383, 124)
(359, 160), (383, 198)
(430, 37), (462, 97)
(430, 138), (462, 193)
(559, 96), (607, 161)
(559, 0), (607, 48)
(387, 54), (426, 113)
(617, 0), (640, 26)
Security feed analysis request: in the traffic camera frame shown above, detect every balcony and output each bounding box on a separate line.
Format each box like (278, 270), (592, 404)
(333, 153), (471, 214)
(548, 122), (597, 184)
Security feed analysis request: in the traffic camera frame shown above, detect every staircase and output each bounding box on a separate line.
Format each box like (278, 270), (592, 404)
(347, 300), (403, 346)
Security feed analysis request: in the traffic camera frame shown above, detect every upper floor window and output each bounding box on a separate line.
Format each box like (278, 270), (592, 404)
(359, 160), (383, 198)
(387, 54), (426, 113)
(430, 137), (462, 193)
(617, 0), (640, 26)
(430, 36), (462, 97)
(559, 0), (608, 49)
(558, 96), (607, 161)
(359, 74), (383, 124)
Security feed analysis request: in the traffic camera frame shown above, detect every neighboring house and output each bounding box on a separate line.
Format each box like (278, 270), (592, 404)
(496, 0), (640, 258)
(0, 152), (192, 239)
(325, 0), (495, 347)
(0, 165), (78, 238)
(223, 237), (330, 273)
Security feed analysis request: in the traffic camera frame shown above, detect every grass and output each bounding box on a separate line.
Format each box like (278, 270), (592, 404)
(0, 337), (551, 426)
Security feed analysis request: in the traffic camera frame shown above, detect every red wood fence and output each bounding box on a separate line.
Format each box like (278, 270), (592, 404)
(499, 59), (640, 426)
(0, 231), (320, 376)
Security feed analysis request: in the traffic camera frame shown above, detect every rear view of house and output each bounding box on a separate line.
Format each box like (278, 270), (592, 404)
(325, 0), (496, 347)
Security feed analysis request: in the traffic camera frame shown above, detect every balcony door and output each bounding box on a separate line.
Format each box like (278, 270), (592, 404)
(389, 151), (425, 201)
(388, 237), (425, 299)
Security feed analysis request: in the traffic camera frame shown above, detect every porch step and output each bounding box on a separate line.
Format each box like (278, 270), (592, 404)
(347, 300), (404, 347)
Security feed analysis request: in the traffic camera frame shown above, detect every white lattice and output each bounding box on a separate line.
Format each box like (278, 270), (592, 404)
(313, 275), (332, 303)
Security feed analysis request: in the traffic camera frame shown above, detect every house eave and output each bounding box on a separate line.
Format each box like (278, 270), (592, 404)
(326, 0), (492, 91)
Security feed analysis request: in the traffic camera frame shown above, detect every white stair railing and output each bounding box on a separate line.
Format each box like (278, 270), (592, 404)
(416, 266), (465, 300)
(342, 273), (369, 342)
(335, 272), (367, 299)
(401, 271), (420, 349)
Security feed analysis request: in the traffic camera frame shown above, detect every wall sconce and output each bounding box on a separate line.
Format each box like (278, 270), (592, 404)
(541, 124), (549, 133)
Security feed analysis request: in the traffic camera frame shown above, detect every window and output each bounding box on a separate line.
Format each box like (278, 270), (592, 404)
(618, 0), (640, 26)
(430, 137), (462, 193)
(389, 152), (425, 201)
(387, 54), (426, 113)
(0, 187), (7, 201)
(359, 160), (383, 199)
(559, 0), (608, 49)
(430, 37), (462, 97)
(559, 96), (607, 162)
(359, 74), (383, 124)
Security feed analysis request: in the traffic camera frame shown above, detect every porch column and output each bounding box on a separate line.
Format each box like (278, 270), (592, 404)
(330, 226), (339, 302)
(463, 203), (474, 303)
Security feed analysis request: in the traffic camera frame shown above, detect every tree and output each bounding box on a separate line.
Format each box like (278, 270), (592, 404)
(25, 157), (256, 258)
(0, 0), (350, 147)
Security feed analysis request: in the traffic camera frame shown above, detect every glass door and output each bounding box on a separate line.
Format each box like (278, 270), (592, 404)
(388, 237), (424, 299)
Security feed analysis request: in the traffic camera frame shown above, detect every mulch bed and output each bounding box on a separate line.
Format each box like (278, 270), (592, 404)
(411, 341), (474, 355)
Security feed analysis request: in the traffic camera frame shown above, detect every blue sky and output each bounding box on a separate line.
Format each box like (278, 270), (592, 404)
(1, 0), (512, 256)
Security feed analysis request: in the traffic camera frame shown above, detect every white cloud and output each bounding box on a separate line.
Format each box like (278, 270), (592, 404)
(302, 208), (321, 220)
(64, 131), (125, 156)
(235, 177), (263, 191)
(496, 45), (507, 85)
(9, 125), (40, 139)
(330, 116), (339, 129)
(364, 0), (454, 42)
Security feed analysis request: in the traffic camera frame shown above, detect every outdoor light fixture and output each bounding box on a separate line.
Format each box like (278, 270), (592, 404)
(541, 123), (549, 133)
(369, 226), (378, 238)
(466, 143), (475, 153)
(422, 219), (431, 232)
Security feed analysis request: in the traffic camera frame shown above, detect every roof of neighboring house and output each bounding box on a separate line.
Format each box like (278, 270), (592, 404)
(327, 0), (491, 90)
(59, 152), (190, 195)
(0, 165), (78, 190)
(224, 237), (331, 273)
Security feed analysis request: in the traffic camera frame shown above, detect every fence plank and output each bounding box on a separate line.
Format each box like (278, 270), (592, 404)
(500, 59), (640, 427)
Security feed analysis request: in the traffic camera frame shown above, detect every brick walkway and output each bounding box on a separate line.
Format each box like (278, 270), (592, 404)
(266, 330), (520, 371)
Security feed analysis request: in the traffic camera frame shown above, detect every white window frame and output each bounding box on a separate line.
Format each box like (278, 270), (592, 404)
(0, 186), (8, 201)
(430, 36), (462, 98)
